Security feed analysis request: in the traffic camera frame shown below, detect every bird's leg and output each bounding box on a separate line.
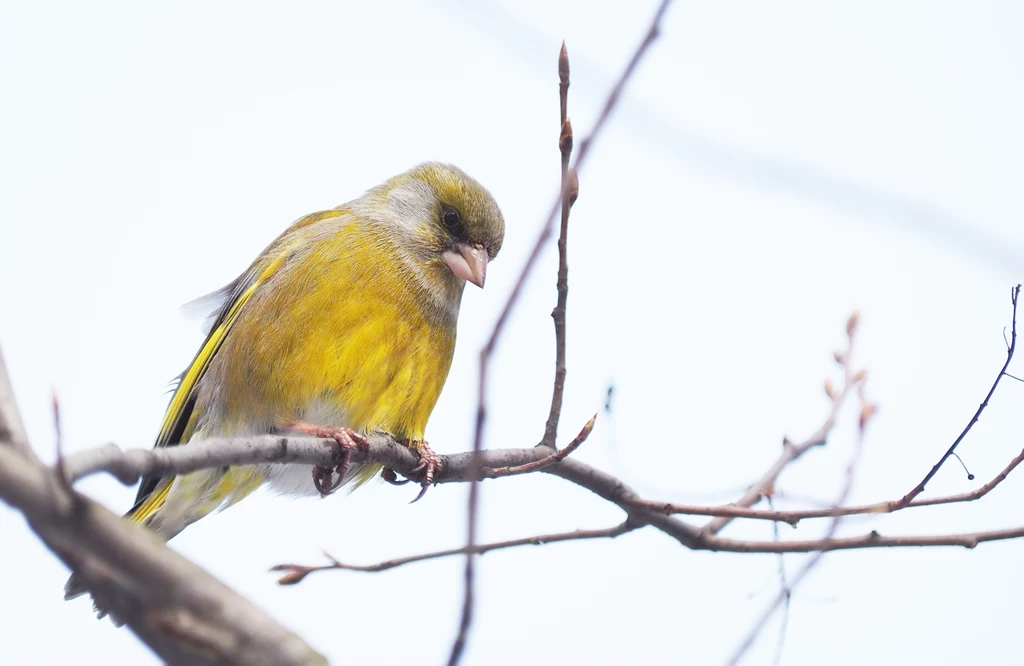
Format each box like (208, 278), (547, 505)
(286, 420), (369, 497)
(405, 439), (442, 503)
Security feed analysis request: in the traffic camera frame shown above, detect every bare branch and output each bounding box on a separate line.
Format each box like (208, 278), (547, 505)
(486, 414), (595, 478)
(272, 521), (636, 584)
(704, 525), (1024, 553)
(701, 312), (862, 537)
(541, 40), (575, 451)
(0, 349), (326, 666)
(727, 380), (876, 665)
(895, 283), (1021, 507)
(644, 443), (1024, 525)
(59, 428), (1024, 554)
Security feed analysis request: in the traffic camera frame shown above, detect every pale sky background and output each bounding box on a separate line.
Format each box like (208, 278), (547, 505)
(3, 1), (1024, 664)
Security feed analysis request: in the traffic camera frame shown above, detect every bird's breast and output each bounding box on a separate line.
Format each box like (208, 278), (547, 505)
(204, 230), (459, 442)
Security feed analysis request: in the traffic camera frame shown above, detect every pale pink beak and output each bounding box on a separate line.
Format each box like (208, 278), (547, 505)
(443, 243), (489, 288)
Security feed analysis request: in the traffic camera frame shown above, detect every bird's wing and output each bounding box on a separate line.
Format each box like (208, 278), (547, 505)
(129, 208), (347, 521)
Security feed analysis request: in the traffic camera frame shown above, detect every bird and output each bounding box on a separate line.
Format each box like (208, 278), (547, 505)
(65, 162), (504, 601)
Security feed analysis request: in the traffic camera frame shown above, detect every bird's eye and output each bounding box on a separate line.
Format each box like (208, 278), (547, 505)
(443, 208), (463, 234)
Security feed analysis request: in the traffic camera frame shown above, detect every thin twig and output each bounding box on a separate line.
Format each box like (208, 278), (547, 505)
(702, 312), (862, 537)
(632, 444), (1024, 524)
(486, 415), (595, 478)
(541, 41), (576, 450)
(765, 497), (791, 666)
(894, 283), (1021, 507)
(272, 521), (636, 584)
(704, 524), (1024, 552)
(449, 4), (674, 664)
(727, 384), (877, 665)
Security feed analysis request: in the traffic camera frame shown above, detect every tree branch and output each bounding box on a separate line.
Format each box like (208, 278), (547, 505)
(541, 41), (578, 450)
(894, 283), (1021, 507)
(272, 521), (637, 584)
(0, 349), (326, 666)
(701, 312), (863, 537)
(486, 414), (595, 478)
(727, 380), (876, 665)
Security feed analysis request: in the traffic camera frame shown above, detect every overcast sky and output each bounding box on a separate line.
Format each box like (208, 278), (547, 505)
(3, 1), (1024, 664)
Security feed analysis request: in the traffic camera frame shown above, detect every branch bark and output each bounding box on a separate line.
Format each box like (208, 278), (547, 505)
(0, 350), (327, 666)
(56, 432), (1024, 557)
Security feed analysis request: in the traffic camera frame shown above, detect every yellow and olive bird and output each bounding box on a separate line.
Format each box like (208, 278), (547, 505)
(66, 163), (503, 599)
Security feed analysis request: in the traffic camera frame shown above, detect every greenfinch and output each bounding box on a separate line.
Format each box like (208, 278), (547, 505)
(66, 163), (503, 599)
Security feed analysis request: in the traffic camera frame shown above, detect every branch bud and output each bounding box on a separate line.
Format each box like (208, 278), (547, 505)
(859, 403), (877, 430)
(560, 118), (574, 155)
(559, 41), (569, 84)
(846, 311), (860, 338)
(279, 571), (308, 585)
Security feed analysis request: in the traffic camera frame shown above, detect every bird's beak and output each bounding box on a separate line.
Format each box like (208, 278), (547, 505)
(443, 243), (489, 288)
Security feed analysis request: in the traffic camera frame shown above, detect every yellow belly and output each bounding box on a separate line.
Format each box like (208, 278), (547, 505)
(202, 221), (458, 443)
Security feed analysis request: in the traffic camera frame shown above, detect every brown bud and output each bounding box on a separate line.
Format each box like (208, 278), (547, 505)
(559, 41), (569, 83)
(859, 403), (877, 430)
(275, 568), (310, 585)
(568, 168), (579, 207)
(853, 369), (867, 383)
(833, 350), (844, 364)
(559, 118), (574, 155)
(824, 378), (836, 400)
(579, 413), (598, 440)
(846, 311), (860, 337)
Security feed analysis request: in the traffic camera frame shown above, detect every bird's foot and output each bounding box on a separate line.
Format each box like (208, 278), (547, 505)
(287, 421), (369, 497)
(406, 439), (442, 503)
(380, 467), (410, 486)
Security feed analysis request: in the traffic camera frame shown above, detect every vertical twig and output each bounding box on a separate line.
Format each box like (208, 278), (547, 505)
(766, 497), (791, 666)
(541, 42), (577, 450)
(447, 3), (675, 664)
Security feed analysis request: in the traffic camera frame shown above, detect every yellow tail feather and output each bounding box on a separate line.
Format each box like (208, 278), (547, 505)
(129, 481), (171, 524)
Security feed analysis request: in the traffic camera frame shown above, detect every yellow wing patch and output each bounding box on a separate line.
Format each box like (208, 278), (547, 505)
(130, 248), (294, 524)
(155, 251), (289, 446)
(128, 207), (350, 524)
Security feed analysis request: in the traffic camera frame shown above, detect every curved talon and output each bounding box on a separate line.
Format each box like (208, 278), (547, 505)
(407, 440), (442, 504)
(381, 467), (411, 486)
(286, 421), (368, 497)
(312, 465), (339, 497)
(410, 483), (430, 504)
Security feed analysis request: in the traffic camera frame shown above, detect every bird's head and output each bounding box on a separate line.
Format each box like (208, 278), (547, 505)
(356, 162), (505, 290)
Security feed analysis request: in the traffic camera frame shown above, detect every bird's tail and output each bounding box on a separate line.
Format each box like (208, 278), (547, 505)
(63, 573), (88, 601)
(63, 486), (173, 610)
